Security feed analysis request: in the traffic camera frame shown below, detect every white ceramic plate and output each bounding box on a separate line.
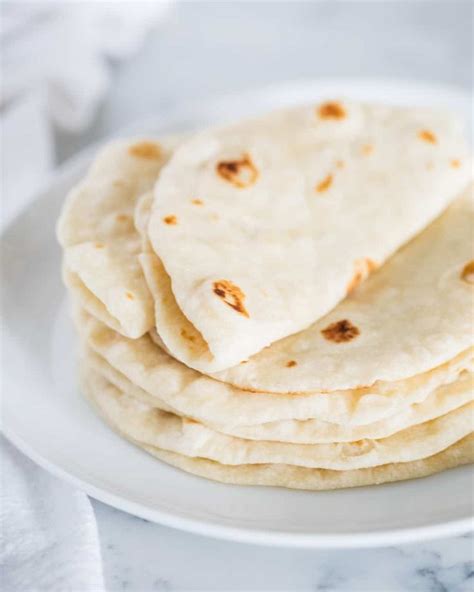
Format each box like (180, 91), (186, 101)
(2, 79), (473, 549)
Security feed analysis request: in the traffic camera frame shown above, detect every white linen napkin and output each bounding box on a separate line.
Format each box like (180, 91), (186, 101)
(1, 1), (170, 131)
(0, 437), (105, 592)
(0, 92), (54, 228)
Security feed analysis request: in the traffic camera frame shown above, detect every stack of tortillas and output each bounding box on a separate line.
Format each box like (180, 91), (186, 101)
(57, 100), (474, 490)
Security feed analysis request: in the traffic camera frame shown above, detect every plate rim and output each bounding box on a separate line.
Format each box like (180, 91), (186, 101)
(2, 77), (473, 548)
(4, 427), (473, 549)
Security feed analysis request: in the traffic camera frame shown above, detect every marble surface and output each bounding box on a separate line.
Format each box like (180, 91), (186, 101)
(94, 501), (473, 592)
(54, 2), (473, 590)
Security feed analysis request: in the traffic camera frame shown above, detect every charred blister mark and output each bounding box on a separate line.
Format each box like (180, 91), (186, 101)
(461, 261), (474, 284)
(451, 159), (461, 168)
(286, 360), (297, 368)
(128, 141), (162, 159)
(183, 417), (199, 425)
(347, 258), (378, 294)
(216, 153), (258, 188)
(213, 280), (249, 317)
(191, 199), (204, 205)
(321, 319), (360, 343)
(125, 291), (135, 300)
(315, 174), (333, 193)
(163, 215), (177, 225)
(418, 130), (437, 144)
(317, 101), (346, 120)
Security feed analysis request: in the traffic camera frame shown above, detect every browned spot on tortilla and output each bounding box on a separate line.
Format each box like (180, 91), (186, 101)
(125, 291), (135, 300)
(286, 360), (297, 368)
(116, 214), (130, 222)
(315, 174), (333, 193)
(318, 101), (346, 120)
(183, 417), (199, 425)
(361, 144), (374, 156)
(451, 159), (461, 168)
(418, 130), (437, 144)
(191, 199), (204, 205)
(180, 328), (196, 342)
(129, 141), (161, 159)
(347, 258), (378, 294)
(216, 153), (258, 188)
(321, 319), (360, 343)
(95, 242), (105, 249)
(335, 160), (345, 169)
(163, 215), (177, 225)
(213, 280), (249, 317)
(461, 261), (474, 284)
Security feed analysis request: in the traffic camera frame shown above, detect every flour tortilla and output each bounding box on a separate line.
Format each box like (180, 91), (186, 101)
(136, 435), (474, 491)
(142, 187), (474, 392)
(82, 363), (474, 490)
(147, 101), (470, 370)
(57, 137), (181, 338)
(81, 367), (473, 472)
(79, 309), (473, 428)
(82, 346), (474, 444)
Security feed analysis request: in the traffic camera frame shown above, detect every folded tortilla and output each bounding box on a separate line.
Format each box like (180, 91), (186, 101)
(57, 137), (182, 338)
(147, 101), (471, 369)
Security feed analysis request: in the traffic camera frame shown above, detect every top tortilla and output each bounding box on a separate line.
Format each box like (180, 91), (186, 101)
(148, 100), (470, 370)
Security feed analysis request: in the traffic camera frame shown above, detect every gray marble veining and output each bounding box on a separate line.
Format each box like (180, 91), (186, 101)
(94, 501), (473, 592)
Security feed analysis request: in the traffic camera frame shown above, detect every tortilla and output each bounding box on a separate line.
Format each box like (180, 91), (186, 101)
(147, 101), (470, 370)
(140, 187), (474, 393)
(139, 435), (474, 491)
(82, 346), (474, 444)
(82, 368), (473, 470)
(80, 310), (472, 428)
(57, 107), (474, 491)
(57, 137), (181, 338)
